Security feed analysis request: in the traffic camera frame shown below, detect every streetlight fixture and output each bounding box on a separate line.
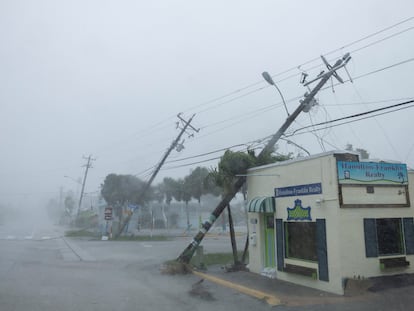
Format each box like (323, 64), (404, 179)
(280, 138), (311, 156)
(262, 71), (289, 116)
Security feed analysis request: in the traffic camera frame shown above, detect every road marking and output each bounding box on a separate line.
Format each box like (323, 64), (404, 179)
(6, 235), (16, 240)
(143, 244), (153, 248)
(24, 236), (33, 240)
(192, 270), (282, 306)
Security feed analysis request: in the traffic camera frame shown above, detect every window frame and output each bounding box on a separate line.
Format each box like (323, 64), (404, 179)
(376, 218), (405, 257)
(284, 221), (318, 262)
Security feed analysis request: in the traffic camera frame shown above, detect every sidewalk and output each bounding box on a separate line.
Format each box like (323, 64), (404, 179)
(192, 266), (414, 308)
(192, 265), (378, 307)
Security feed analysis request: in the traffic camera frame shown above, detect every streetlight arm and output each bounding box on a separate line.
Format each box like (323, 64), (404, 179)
(64, 175), (82, 184)
(262, 71), (289, 116)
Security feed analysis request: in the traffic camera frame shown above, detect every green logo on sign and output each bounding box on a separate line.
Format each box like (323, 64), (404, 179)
(287, 199), (311, 221)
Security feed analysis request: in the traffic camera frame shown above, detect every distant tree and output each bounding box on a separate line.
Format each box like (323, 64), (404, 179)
(187, 166), (210, 204)
(100, 174), (153, 228)
(161, 177), (177, 206)
(101, 174), (152, 206)
(345, 144), (369, 159)
(45, 197), (61, 222)
(170, 177), (192, 232)
(64, 193), (76, 216)
(153, 183), (165, 204)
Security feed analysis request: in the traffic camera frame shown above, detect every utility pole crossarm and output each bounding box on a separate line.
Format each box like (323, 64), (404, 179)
(177, 53), (351, 263)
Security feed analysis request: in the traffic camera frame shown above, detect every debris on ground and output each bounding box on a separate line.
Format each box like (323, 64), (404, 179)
(261, 267), (277, 279)
(189, 278), (215, 301)
(160, 260), (191, 275)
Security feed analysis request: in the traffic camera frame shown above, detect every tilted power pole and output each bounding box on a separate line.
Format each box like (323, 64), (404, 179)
(115, 113), (199, 237)
(77, 155), (95, 218)
(178, 53), (351, 263)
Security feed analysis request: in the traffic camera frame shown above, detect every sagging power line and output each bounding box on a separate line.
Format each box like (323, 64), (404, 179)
(131, 97), (414, 174)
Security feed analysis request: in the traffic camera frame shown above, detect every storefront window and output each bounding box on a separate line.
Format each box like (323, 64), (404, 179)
(376, 218), (404, 256)
(285, 222), (317, 261)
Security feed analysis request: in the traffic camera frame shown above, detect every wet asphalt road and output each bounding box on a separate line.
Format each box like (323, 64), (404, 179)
(0, 221), (260, 311)
(1, 221), (414, 310)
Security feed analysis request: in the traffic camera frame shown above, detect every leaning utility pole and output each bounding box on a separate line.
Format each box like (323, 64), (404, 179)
(115, 113), (199, 237)
(178, 53), (352, 263)
(77, 155), (95, 219)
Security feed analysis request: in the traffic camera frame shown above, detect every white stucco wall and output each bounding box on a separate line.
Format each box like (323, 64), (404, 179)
(247, 152), (414, 295)
(338, 170), (414, 279)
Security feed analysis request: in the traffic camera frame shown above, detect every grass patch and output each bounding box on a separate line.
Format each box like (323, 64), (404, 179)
(65, 229), (99, 238)
(161, 251), (248, 275)
(113, 235), (170, 241)
(191, 251), (246, 267)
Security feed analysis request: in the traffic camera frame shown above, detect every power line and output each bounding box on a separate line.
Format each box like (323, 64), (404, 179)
(351, 58), (414, 81)
(96, 17), (414, 158)
(87, 20), (414, 175)
(323, 97), (414, 106)
(157, 92), (414, 172)
(350, 82), (400, 161)
(290, 103), (414, 137)
(190, 17), (414, 115)
(162, 156), (223, 170)
(184, 58), (414, 145)
(265, 25), (414, 90)
(151, 99), (414, 172)
(164, 143), (249, 164)
(190, 25), (414, 119)
(290, 100), (414, 135)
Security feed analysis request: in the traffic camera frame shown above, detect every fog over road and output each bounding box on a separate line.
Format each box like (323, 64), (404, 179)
(0, 213), (261, 311)
(3, 211), (414, 311)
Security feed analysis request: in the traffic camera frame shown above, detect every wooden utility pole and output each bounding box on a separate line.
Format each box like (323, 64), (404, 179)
(115, 113), (199, 237)
(178, 53), (351, 263)
(77, 155), (95, 219)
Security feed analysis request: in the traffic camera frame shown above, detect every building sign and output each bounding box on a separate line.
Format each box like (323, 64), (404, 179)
(287, 199), (312, 221)
(275, 183), (322, 198)
(337, 161), (408, 185)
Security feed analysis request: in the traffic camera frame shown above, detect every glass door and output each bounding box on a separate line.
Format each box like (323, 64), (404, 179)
(264, 214), (275, 267)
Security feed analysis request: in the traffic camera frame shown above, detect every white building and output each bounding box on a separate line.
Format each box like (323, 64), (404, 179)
(246, 151), (414, 295)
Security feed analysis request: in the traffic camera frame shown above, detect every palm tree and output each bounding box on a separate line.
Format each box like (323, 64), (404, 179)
(207, 150), (256, 268)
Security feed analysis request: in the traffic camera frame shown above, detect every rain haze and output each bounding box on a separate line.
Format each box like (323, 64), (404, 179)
(1, 0), (414, 215)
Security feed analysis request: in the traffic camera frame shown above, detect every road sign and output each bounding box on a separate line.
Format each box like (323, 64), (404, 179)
(104, 207), (113, 220)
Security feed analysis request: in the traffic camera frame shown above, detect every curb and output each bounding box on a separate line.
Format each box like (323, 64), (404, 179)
(192, 270), (282, 306)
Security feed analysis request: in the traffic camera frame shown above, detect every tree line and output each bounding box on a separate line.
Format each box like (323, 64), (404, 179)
(100, 149), (292, 221)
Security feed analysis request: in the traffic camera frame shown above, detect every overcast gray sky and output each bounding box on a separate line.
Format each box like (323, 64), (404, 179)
(1, 1), (413, 209)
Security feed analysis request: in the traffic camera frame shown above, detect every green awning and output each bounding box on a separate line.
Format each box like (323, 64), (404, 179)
(247, 196), (275, 213)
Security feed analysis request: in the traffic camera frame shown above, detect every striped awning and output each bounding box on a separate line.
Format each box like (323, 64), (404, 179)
(247, 196), (275, 213)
